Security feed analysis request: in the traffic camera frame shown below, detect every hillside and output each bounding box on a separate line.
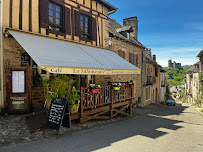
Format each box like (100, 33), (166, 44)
(165, 66), (191, 87)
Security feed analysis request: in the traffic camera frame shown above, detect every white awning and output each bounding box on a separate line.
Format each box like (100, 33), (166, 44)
(9, 30), (140, 75)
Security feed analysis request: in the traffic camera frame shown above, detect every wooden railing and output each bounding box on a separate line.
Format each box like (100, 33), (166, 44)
(79, 84), (134, 123)
(81, 85), (111, 110)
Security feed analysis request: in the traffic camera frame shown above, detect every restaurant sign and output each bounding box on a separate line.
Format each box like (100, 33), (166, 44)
(42, 66), (140, 75)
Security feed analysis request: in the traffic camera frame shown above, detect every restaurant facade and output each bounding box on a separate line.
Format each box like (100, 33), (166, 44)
(0, 0), (142, 122)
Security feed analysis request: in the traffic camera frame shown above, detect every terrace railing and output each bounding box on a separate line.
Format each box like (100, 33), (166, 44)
(77, 84), (133, 123)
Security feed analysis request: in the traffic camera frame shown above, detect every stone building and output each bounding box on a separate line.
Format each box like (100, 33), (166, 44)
(106, 17), (146, 103)
(0, 0), (142, 116)
(197, 50), (203, 72)
(168, 59), (181, 69)
(160, 67), (167, 102)
(185, 62), (200, 103)
(141, 50), (161, 106)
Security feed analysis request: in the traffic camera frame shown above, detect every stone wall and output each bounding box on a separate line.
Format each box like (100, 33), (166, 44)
(3, 37), (45, 109)
(32, 87), (45, 109)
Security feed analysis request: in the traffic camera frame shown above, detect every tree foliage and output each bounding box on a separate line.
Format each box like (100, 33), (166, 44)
(165, 65), (191, 87)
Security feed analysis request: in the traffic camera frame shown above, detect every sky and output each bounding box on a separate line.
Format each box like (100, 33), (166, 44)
(107, 0), (203, 67)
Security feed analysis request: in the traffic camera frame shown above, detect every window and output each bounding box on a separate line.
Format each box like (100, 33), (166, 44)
(122, 51), (125, 59)
(146, 87), (150, 100)
(48, 2), (63, 32)
(132, 54), (135, 65)
(80, 14), (90, 39)
(155, 68), (158, 77)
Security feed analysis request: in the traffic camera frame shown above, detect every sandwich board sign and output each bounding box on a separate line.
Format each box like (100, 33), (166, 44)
(46, 97), (71, 137)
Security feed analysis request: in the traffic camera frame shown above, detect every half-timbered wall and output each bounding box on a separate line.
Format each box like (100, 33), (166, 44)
(3, 0), (109, 48)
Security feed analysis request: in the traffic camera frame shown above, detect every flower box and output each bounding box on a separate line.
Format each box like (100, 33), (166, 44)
(113, 87), (120, 90)
(90, 89), (99, 93)
(129, 85), (134, 88)
(71, 104), (79, 114)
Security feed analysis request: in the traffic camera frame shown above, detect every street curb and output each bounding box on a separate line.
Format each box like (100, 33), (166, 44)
(192, 106), (203, 118)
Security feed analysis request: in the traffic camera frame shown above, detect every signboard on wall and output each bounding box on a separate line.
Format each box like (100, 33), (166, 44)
(21, 52), (30, 66)
(12, 71), (25, 93)
(42, 67), (141, 75)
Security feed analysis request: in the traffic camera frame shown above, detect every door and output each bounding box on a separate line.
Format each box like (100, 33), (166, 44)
(155, 88), (158, 103)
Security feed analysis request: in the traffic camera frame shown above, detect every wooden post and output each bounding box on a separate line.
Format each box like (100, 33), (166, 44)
(80, 87), (84, 124)
(110, 86), (113, 119)
(130, 88), (133, 117)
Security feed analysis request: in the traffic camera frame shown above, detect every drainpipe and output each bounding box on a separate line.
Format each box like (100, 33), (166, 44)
(0, 0), (3, 109)
(141, 50), (144, 107)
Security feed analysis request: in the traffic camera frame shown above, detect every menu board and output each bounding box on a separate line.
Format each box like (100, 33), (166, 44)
(12, 71), (25, 93)
(21, 52), (30, 66)
(46, 97), (71, 131)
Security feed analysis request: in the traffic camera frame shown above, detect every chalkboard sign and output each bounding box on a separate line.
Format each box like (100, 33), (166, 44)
(46, 97), (71, 132)
(21, 52), (30, 66)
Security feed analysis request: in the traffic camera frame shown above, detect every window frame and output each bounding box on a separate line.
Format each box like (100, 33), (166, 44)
(48, 1), (63, 33)
(11, 70), (26, 94)
(122, 51), (125, 59)
(80, 13), (91, 41)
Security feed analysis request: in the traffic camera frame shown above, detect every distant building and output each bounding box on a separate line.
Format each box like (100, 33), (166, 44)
(168, 59), (181, 69)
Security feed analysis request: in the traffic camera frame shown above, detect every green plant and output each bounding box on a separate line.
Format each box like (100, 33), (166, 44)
(182, 95), (186, 103)
(69, 87), (81, 109)
(195, 100), (202, 107)
(165, 86), (171, 100)
(112, 82), (121, 87)
(42, 78), (52, 105)
(201, 109), (203, 113)
(160, 101), (166, 104)
(89, 84), (101, 89)
(42, 75), (80, 108)
(129, 80), (135, 85)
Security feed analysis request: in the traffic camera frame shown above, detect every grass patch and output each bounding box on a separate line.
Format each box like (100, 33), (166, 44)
(201, 109), (203, 113)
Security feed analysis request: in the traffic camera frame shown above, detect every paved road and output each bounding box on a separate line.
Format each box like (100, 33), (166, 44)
(1, 102), (203, 152)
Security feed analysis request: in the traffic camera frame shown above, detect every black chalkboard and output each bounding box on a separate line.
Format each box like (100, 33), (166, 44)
(46, 97), (71, 132)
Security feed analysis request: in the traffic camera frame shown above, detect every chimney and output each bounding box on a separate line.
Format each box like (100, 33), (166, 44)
(123, 16), (138, 40)
(153, 55), (156, 62)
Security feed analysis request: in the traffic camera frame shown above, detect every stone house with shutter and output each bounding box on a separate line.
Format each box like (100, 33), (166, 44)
(0, 0), (142, 123)
(185, 61), (201, 103)
(105, 16), (163, 106)
(106, 17), (147, 104)
(141, 50), (161, 106)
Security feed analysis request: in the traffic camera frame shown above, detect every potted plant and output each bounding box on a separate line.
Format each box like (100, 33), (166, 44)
(112, 82), (121, 90)
(129, 80), (135, 88)
(42, 75), (75, 109)
(89, 84), (100, 93)
(68, 87), (81, 114)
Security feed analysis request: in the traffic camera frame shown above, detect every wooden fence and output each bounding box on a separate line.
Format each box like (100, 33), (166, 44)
(71, 84), (134, 123)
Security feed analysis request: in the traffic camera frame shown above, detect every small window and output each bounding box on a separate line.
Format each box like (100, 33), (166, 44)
(122, 51), (125, 59)
(48, 2), (63, 32)
(80, 14), (90, 40)
(155, 68), (158, 77)
(132, 54), (135, 65)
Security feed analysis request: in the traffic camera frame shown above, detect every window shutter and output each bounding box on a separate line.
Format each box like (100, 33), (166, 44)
(136, 54), (139, 67)
(65, 7), (71, 35)
(74, 10), (81, 37)
(129, 52), (132, 63)
(118, 50), (122, 57)
(92, 17), (97, 41)
(40, 0), (49, 28)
